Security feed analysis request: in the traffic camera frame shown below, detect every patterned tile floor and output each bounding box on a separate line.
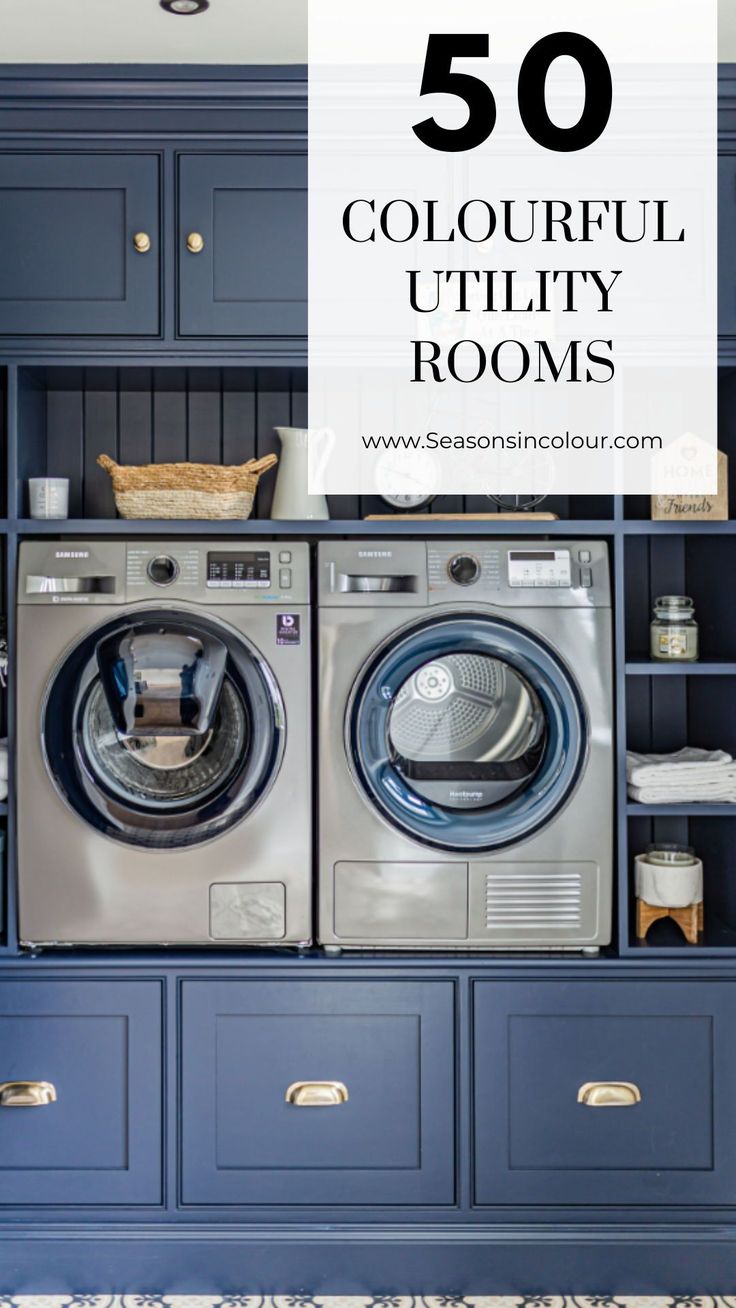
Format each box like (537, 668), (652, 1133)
(0, 1298), (733, 1307)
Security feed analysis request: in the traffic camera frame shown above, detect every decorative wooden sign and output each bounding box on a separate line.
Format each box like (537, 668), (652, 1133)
(651, 451), (729, 521)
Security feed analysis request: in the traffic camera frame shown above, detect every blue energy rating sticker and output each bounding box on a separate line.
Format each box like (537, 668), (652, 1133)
(277, 613), (301, 646)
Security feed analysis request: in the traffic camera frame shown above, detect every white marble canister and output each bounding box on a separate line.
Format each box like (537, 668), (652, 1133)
(635, 852), (703, 907)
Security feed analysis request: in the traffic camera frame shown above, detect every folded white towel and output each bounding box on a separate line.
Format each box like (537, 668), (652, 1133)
(0, 739), (8, 783)
(627, 748), (736, 804)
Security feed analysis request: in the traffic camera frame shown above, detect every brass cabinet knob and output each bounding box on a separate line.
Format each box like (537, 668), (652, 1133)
(186, 232), (205, 254)
(132, 232), (151, 254)
(285, 1080), (349, 1107)
(0, 1080), (57, 1107)
(577, 1081), (641, 1107)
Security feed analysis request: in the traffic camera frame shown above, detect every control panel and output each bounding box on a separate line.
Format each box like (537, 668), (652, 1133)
(124, 544), (306, 602)
(18, 541), (309, 606)
(319, 541), (610, 609)
(426, 540), (610, 607)
(507, 549), (572, 589)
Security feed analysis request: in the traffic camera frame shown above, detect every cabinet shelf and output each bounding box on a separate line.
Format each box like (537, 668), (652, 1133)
(626, 802), (736, 816)
(628, 914), (736, 954)
(626, 660), (736, 675)
(623, 520), (736, 534)
(14, 517), (617, 537)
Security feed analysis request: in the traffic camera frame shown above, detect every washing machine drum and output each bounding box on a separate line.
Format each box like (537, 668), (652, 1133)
(348, 614), (588, 852)
(42, 610), (284, 848)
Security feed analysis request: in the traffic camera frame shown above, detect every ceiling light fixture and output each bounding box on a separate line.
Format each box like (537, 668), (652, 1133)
(160, 0), (210, 14)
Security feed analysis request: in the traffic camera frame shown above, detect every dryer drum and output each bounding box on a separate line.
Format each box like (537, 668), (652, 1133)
(348, 614), (588, 853)
(41, 609), (285, 849)
(387, 651), (546, 808)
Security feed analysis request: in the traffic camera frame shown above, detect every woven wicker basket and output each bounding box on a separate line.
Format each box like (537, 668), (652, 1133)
(97, 453), (278, 520)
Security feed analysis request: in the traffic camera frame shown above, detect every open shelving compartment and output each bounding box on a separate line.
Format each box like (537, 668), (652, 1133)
(621, 522), (736, 953)
(11, 363), (617, 530)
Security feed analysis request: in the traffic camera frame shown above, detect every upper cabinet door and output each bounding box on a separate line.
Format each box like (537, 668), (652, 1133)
(0, 153), (160, 336)
(177, 153), (307, 338)
(720, 155), (736, 338)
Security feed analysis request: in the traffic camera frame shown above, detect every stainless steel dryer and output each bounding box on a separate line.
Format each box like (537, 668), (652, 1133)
(18, 540), (311, 948)
(318, 540), (613, 951)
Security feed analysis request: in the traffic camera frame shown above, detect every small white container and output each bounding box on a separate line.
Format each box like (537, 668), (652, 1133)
(635, 848), (703, 908)
(29, 477), (69, 520)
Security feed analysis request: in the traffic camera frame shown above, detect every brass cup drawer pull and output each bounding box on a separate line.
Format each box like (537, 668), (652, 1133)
(132, 232), (151, 254)
(285, 1080), (349, 1107)
(577, 1081), (642, 1108)
(186, 232), (205, 254)
(0, 1080), (57, 1108)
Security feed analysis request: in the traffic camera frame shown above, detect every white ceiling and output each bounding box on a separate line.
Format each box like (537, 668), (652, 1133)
(0, 0), (733, 64)
(0, 0), (307, 64)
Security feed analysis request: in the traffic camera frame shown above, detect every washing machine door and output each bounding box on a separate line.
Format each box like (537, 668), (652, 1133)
(42, 609), (284, 848)
(348, 614), (587, 852)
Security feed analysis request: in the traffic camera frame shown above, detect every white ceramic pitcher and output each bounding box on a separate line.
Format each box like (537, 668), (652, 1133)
(271, 427), (330, 520)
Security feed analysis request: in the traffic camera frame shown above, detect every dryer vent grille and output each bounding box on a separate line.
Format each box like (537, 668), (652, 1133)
(484, 867), (583, 930)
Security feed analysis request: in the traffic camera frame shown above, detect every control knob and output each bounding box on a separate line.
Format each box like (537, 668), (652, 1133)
(448, 554), (480, 586)
(147, 555), (179, 586)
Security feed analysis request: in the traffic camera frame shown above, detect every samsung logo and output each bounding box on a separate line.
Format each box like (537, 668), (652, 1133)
(358, 550), (392, 558)
(54, 550), (89, 559)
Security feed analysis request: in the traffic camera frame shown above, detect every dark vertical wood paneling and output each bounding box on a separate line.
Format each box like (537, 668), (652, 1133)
(693, 816), (736, 929)
(187, 367), (222, 464)
(650, 536), (686, 605)
(82, 367), (118, 518)
(255, 370), (291, 517)
(222, 367), (256, 465)
(15, 369), (47, 519)
(152, 368), (187, 464)
(432, 494), (464, 515)
(45, 368), (84, 518)
(624, 538), (650, 657)
(650, 678), (687, 753)
(544, 495), (571, 519)
(118, 367), (154, 468)
(688, 536), (736, 659)
(690, 677), (736, 754)
(625, 678), (652, 754)
(464, 493), (491, 515)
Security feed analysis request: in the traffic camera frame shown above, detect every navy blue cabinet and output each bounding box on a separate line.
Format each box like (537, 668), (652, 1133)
(473, 980), (736, 1207)
(720, 155), (736, 338)
(0, 979), (163, 1205)
(180, 979), (455, 1206)
(0, 154), (160, 336)
(177, 153), (307, 338)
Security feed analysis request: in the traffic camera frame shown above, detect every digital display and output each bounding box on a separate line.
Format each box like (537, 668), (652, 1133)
(206, 551), (271, 588)
(509, 551), (557, 562)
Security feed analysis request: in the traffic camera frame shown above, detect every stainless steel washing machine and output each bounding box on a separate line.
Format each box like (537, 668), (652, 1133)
(318, 539), (613, 951)
(18, 540), (311, 948)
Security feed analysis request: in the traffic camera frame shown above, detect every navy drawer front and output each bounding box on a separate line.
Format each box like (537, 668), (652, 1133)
(473, 981), (736, 1207)
(0, 980), (163, 1206)
(177, 153), (307, 338)
(0, 153), (160, 336)
(180, 979), (455, 1206)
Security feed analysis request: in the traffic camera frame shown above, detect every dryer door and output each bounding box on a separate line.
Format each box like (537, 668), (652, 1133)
(42, 609), (284, 848)
(348, 614), (587, 853)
